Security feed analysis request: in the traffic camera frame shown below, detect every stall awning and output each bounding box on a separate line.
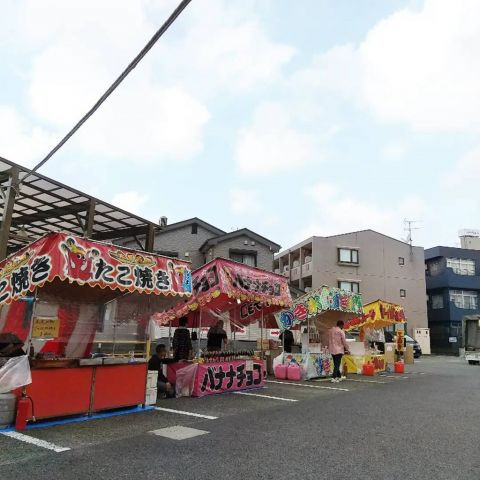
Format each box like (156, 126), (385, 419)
(0, 232), (193, 305)
(344, 299), (406, 332)
(275, 286), (364, 330)
(151, 258), (292, 327)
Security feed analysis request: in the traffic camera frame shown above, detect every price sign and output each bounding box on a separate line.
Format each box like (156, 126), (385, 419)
(32, 317), (59, 339)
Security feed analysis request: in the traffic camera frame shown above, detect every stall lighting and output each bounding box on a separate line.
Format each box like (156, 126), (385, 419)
(237, 298), (241, 304)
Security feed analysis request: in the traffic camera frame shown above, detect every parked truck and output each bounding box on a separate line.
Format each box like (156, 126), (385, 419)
(463, 315), (480, 365)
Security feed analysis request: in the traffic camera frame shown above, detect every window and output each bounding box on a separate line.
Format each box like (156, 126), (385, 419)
(230, 251), (257, 267)
(191, 223), (198, 234)
(338, 248), (359, 264)
(400, 289), (406, 298)
(449, 290), (478, 309)
(446, 258), (475, 276)
(427, 260), (442, 276)
(398, 257), (405, 265)
(338, 281), (360, 293)
(431, 294), (444, 309)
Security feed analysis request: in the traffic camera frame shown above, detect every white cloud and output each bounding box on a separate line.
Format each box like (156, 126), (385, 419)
(235, 102), (317, 174)
(296, 181), (426, 243)
(0, 106), (56, 167)
(153, 0), (295, 95)
(382, 142), (407, 161)
(292, 0), (480, 132)
(111, 191), (148, 215)
(230, 188), (259, 215)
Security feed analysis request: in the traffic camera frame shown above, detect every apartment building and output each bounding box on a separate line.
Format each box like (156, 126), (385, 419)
(118, 217), (280, 271)
(425, 244), (480, 354)
(274, 230), (428, 333)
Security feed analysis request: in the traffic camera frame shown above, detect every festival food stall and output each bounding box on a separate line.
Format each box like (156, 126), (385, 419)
(274, 286), (363, 380)
(151, 258), (292, 397)
(0, 232), (192, 423)
(343, 299), (406, 374)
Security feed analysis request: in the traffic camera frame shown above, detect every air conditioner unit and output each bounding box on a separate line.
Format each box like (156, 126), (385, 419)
(185, 252), (190, 257)
(305, 256), (312, 263)
(293, 260), (300, 267)
(283, 266), (290, 272)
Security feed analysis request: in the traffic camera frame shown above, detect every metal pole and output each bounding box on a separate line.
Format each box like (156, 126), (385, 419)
(198, 309), (202, 358)
(260, 310), (264, 359)
(0, 167), (19, 261)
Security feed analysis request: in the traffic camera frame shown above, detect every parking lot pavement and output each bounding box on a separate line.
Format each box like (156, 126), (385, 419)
(0, 360), (430, 471)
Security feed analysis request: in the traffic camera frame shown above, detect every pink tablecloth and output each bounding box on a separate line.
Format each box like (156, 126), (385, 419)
(168, 360), (266, 397)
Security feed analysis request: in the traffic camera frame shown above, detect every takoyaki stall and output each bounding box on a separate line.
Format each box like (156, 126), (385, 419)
(0, 232), (192, 423)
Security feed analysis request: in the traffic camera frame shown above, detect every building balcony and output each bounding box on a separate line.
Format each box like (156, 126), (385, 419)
(291, 266), (300, 280)
(302, 261), (313, 277)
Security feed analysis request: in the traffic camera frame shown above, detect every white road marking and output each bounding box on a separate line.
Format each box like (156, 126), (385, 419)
(341, 378), (387, 384)
(232, 391), (298, 402)
(266, 379), (349, 392)
(154, 407), (218, 420)
(1, 431), (70, 452)
(150, 426), (209, 440)
(379, 375), (407, 379)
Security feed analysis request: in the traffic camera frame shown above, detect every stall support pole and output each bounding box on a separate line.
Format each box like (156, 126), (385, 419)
(260, 310), (264, 359)
(198, 309), (202, 358)
(168, 321), (172, 354)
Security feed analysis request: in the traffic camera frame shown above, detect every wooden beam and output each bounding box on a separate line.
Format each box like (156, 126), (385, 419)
(84, 199), (96, 238)
(0, 167), (19, 260)
(145, 223), (155, 252)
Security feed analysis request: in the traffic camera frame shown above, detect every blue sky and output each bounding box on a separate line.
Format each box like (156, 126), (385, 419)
(1, 0), (479, 250)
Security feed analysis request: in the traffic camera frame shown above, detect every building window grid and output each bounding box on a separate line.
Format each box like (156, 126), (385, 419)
(398, 257), (405, 265)
(338, 281), (360, 293)
(400, 289), (406, 298)
(446, 258), (475, 276)
(449, 290), (478, 310)
(338, 248), (359, 264)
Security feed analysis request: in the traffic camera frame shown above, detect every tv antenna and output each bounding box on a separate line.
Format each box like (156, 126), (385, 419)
(403, 219), (422, 253)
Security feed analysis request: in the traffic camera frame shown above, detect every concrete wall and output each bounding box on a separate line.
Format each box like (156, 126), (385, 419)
(309, 231), (428, 333)
(211, 234), (274, 271)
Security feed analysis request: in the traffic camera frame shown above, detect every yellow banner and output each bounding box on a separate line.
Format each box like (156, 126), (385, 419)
(32, 317), (59, 339)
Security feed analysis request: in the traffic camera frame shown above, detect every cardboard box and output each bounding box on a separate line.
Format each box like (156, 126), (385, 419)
(147, 370), (158, 389)
(404, 345), (414, 364)
(145, 387), (157, 405)
(384, 343), (396, 365)
(265, 348), (282, 375)
(256, 338), (270, 350)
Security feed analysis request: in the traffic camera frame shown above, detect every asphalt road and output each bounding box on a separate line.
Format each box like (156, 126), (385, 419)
(1, 356), (479, 480)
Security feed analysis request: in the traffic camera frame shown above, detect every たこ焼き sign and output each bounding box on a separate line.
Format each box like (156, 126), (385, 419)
(32, 317), (60, 338)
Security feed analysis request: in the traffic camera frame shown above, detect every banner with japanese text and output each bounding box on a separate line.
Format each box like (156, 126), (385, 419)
(152, 258), (291, 326)
(344, 300), (406, 332)
(0, 232), (193, 305)
(275, 286), (363, 331)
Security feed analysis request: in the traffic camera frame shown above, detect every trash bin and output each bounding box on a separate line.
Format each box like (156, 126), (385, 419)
(0, 393), (16, 428)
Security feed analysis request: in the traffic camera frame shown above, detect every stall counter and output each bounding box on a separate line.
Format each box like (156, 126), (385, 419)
(17, 362), (148, 421)
(342, 354), (385, 374)
(168, 359), (265, 397)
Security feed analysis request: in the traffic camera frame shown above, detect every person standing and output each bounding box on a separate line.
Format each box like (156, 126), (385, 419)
(328, 320), (350, 383)
(172, 317), (192, 360)
(279, 329), (294, 353)
(207, 320), (228, 351)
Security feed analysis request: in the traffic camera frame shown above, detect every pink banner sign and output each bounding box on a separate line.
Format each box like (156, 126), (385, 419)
(193, 360), (265, 397)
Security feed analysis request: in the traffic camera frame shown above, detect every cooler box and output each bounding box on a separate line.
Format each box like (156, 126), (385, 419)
(274, 364), (287, 380)
(287, 364), (302, 381)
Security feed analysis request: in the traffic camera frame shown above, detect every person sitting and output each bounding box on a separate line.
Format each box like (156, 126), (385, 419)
(148, 344), (176, 398)
(207, 320), (228, 352)
(172, 316), (192, 360)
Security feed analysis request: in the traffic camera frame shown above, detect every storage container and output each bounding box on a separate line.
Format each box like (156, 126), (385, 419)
(0, 393), (16, 428)
(274, 364), (288, 380)
(394, 361), (405, 374)
(287, 364), (302, 381)
(362, 362), (375, 376)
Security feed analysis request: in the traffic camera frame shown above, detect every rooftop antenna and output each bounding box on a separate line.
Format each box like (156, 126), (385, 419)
(403, 219), (422, 257)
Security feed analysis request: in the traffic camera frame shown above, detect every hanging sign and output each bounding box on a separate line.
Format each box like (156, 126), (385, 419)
(32, 317), (60, 339)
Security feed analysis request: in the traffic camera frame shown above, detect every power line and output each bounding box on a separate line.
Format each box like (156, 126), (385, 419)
(18, 0), (193, 187)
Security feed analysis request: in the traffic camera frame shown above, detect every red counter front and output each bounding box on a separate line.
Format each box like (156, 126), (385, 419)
(21, 363), (147, 421)
(168, 360), (266, 397)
